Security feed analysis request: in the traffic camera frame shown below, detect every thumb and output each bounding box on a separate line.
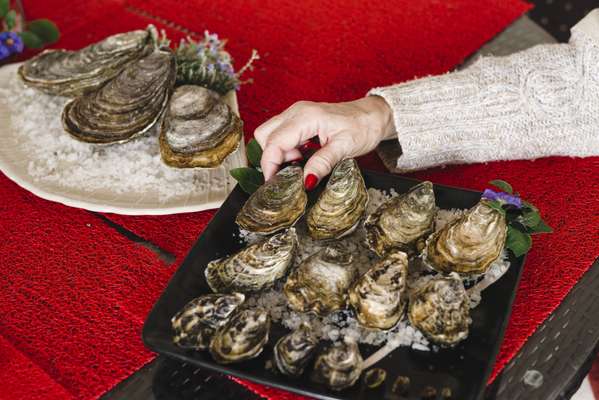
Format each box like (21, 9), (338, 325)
(303, 144), (344, 190)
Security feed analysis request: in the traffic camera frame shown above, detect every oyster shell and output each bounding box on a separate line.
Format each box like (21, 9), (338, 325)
(311, 337), (364, 391)
(19, 28), (152, 97)
(171, 292), (245, 350)
(159, 85), (243, 168)
(424, 201), (507, 276)
(272, 322), (319, 377)
(209, 308), (270, 364)
(364, 181), (436, 256)
(408, 273), (470, 346)
(306, 159), (368, 240)
(284, 243), (357, 316)
(205, 228), (298, 293)
(62, 48), (176, 144)
(348, 251), (408, 330)
(236, 166), (307, 234)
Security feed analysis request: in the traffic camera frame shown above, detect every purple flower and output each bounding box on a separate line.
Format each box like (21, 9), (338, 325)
(482, 189), (522, 208)
(0, 32), (24, 56)
(0, 43), (9, 60)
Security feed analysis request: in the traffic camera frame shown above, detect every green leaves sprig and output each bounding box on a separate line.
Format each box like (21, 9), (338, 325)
(230, 139), (265, 194)
(0, 0), (60, 50)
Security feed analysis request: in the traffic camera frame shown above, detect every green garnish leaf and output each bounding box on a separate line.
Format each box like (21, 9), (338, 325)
(0, 0), (9, 19)
(520, 208), (541, 228)
(246, 139), (263, 169)
(27, 19), (60, 45)
(506, 226), (532, 258)
(484, 199), (506, 216)
(528, 219), (553, 234)
(19, 30), (43, 49)
(5, 9), (16, 30)
(489, 179), (513, 194)
(230, 167), (264, 195)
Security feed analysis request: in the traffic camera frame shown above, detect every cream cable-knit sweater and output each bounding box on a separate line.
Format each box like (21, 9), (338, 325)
(369, 10), (599, 172)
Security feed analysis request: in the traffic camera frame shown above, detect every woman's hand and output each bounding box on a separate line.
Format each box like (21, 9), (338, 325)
(254, 96), (396, 189)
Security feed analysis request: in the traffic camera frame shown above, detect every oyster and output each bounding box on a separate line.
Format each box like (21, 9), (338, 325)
(364, 181), (436, 256)
(408, 273), (470, 346)
(236, 166), (307, 234)
(19, 28), (152, 97)
(348, 251), (408, 330)
(171, 292), (245, 350)
(312, 337), (364, 391)
(209, 308), (270, 364)
(62, 48), (176, 144)
(424, 201), (507, 276)
(205, 228), (297, 293)
(284, 244), (357, 316)
(159, 85), (243, 168)
(306, 159), (368, 240)
(272, 322), (319, 377)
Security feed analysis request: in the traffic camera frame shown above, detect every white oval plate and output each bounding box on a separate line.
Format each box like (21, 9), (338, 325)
(0, 63), (246, 215)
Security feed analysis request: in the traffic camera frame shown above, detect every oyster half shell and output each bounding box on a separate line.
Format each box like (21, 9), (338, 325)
(364, 181), (436, 256)
(284, 243), (357, 316)
(19, 28), (152, 97)
(171, 292), (245, 350)
(424, 201), (507, 276)
(311, 337), (364, 391)
(306, 159), (368, 240)
(348, 251), (408, 330)
(62, 48), (176, 144)
(160, 85), (243, 168)
(205, 228), (298, 293)
(236, 166), (308, 234)
(273, 322), (319, 377)
(209, 308), (270, 364)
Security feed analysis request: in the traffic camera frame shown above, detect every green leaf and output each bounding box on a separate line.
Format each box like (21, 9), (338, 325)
(521, 200), (538, 212)
(246, 139), (263, 169)
(27, 19), (60, 45)
(230, 167), (264, 195)
(19, 31), (43, 49)
(484, 200), (506, 216)
(506, 226), (532, 258)
(489, 179), (513, 194)
(5, 9), (15, 30)
(528, 219), (553, 234)
(520, 208), (541, 228)
(0, 0), (9, 18)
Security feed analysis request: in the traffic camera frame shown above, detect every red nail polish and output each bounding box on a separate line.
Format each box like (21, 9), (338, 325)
(304, 173), (318, 190)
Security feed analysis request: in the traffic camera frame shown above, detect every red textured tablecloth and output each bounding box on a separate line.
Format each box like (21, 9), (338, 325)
(6, 1), (599, 399)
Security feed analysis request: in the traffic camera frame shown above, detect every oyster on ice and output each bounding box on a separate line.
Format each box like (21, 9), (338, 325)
(19, 28), (152, 97)
(284, 243), (357, 316)
(311, 337), (364, 391)
(205, 228), (298, 293)
(171, 292), (245, 350)
(364, 181), (436, 256)
(236, 166), (308, 234)
(424, 201), (507, 276)
(348, 251), (408, 330)
(160, 85), (243, 168)
(209, 308), (271, 364)
(408, 273), (470, 346)
(62, 48), (176, 144)
(306, 159), (368, 240)
(272, 322), (319, 377)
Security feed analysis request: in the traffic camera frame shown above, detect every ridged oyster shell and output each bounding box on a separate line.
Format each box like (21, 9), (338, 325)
(205, 228), (298, 293)
(284, 243), (357, 316)
(18, 28), (152, 97)
(311, 337), (364, 391)
(364, 181), (436, 256)
(273, 322), (319, 377)
(424, 201), (507, 276)
(62, 48), (176, 144)
(348, 251), (408, 330)
(408, 273), (470, 346)
(236, 166), (307, 234)
(306, 159), (368, 240)
(159, 85), (243, 168)
(209, 308), (270, 364)
(171, 292), (245, 350)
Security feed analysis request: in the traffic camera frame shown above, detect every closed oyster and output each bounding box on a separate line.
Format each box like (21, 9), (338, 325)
(408, 273), (470, 346)
(284, 244), (357, 316)
(312, 337), (364, 391)
(19, 28), (152, 97)
(205, 228), (298, 293)
(272, 322), (319, 377)
(159, 85), (243, 168)
(424, 201), (507, 276)
(62, 48), (176, 144)
(236, 166), (307, 234)
(209, 308), (270, 364)
(306, 159), (368, 240)
(171, 292), (245, 350)
(348, 251), (408, 330)
(364, 181), (436, 256)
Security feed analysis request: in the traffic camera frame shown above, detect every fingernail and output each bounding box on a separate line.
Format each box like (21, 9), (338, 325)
(290, 157), (303, 164)
(304, 173), (318, 190)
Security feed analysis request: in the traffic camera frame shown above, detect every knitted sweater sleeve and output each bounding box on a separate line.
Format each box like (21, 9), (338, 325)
(368, 19), (599, 172)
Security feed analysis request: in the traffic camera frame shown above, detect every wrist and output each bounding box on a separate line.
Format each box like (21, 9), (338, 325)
(360, 95), (396, 141)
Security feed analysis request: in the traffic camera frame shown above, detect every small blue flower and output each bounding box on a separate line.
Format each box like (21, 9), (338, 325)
(0, 43), (10, 60)
(482, 189), (522, 208)
(0, 31), (24, 55)
(206, 63), (215, 72)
